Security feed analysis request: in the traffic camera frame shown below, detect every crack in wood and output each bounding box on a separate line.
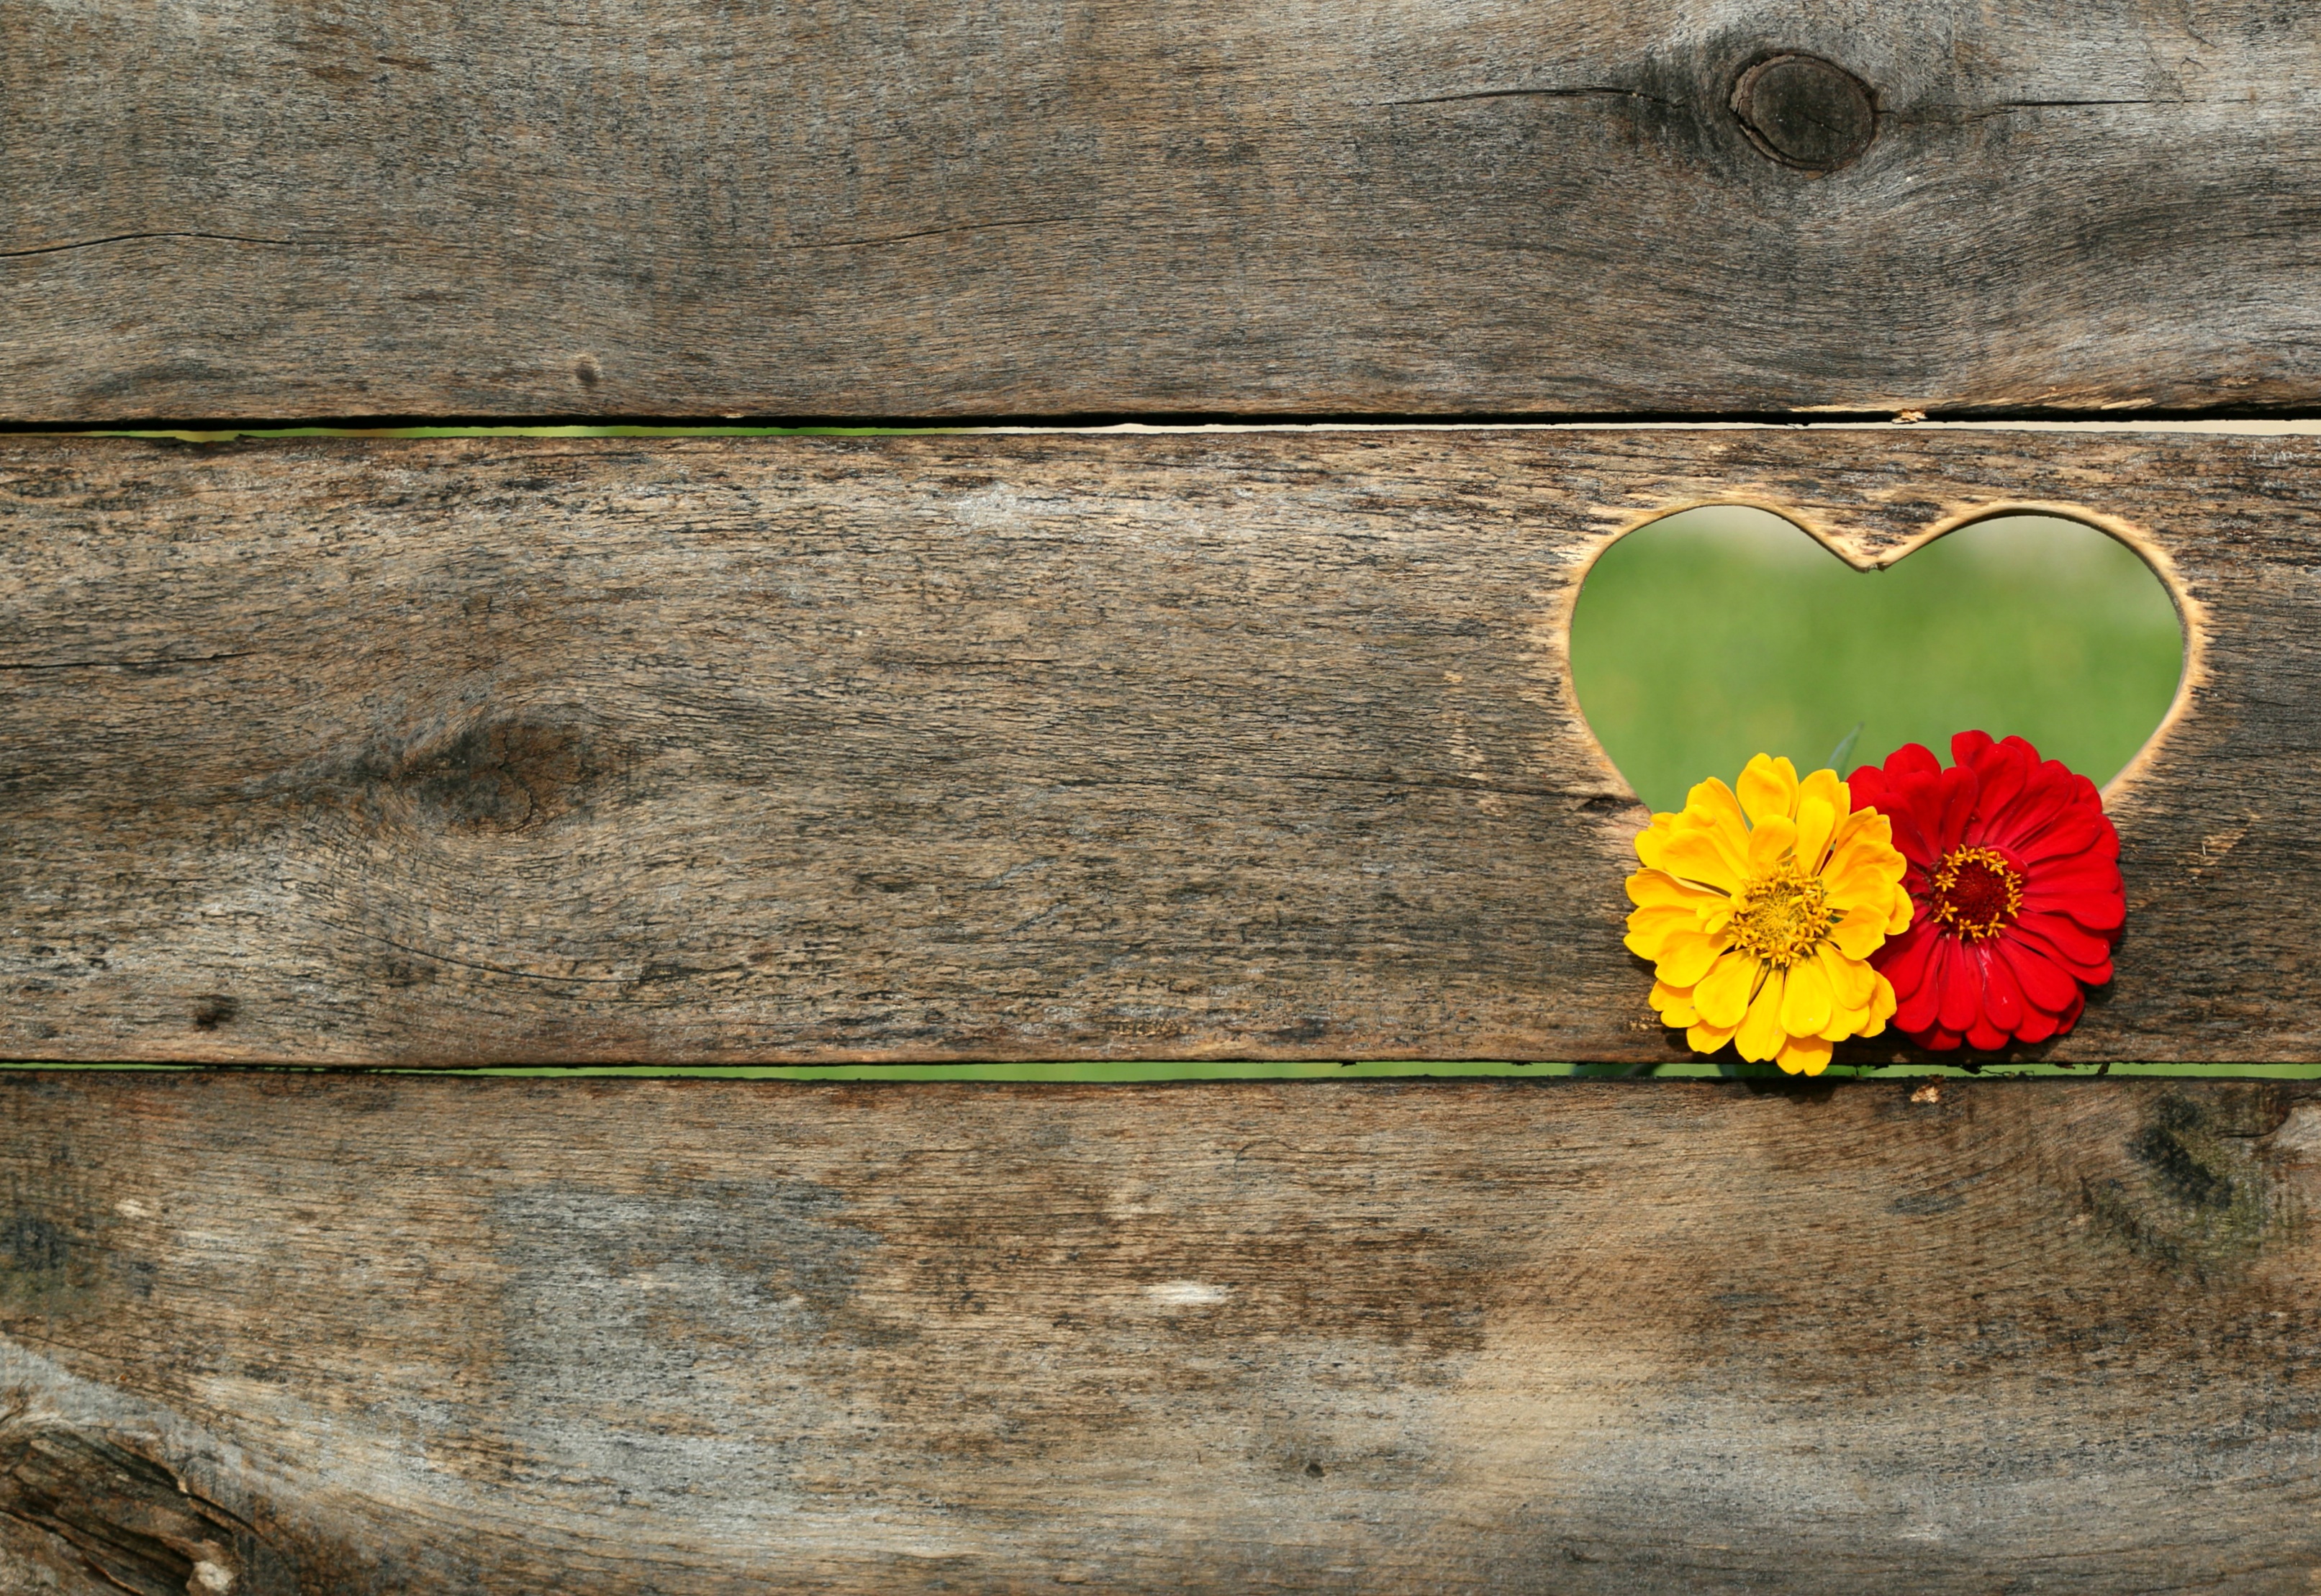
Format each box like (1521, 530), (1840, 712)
(0, 234), (327, 260)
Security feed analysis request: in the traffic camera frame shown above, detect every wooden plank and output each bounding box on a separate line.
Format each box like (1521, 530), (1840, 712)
(3, 426), (2315, 1064)
(2, 1070), (2317, 1593)
(5, 1), (2320, 420)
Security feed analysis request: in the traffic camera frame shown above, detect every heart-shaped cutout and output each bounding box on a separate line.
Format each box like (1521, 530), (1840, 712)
(1570, 507), (2184, 814)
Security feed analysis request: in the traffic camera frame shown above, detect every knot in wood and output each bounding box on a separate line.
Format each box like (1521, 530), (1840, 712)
(1730, 53), (1876, 172)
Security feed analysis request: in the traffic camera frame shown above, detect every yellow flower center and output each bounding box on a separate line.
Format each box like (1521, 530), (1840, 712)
(1725, 859), (1836, 969)
(1929, 845), (2023, 941)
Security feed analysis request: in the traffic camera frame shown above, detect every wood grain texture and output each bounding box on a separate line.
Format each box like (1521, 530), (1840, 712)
(2, 1070), (2318, 1594)
(6, 0), (2320, 420)
(2, 426), (2315, 1065)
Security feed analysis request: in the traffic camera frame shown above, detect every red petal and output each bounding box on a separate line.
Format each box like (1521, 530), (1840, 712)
(2014, 910), (2114, 972)
(2032, 867), (2127, 898)
(1880, 771), (1947, 866)
(1965, 1017), (2011, 1052)
(2026, 851), (2123, 891)
(1891, 828), (1939, 873)
(1937, 939), (1984, 1033)
(1950, 730), (1996, 768)
(2016, 810), (2112, 865)
(1886, 743), (1942, 781)
(1876, 920), (1938, 990)
(1978, 763), (2069, 849)
(2012, 936), (2110, 989)
(1970, 741), (2034, 836)
(1896, 935), (1948, 1033)
(1918, 1025), (1965, 1051)
(1847, 766), (1891, 810)
(1935, 766), (1981, 856)
(2039, 771), (2116, 850)
(1979, 943), (2026, 1030)
(2018, 987), (2088, 1044)
(2016, 825), (2112, 871)
(2051, 987), (2088, 1038)
(2023, 888), (2126, 933)
(1997, 936), (2078, 1013)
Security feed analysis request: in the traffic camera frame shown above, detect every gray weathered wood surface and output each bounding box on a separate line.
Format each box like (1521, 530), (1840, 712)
(2, 1070), (2317, 1595)
(6, 0), (2320, 420)
(0, 425), (2310, 1065)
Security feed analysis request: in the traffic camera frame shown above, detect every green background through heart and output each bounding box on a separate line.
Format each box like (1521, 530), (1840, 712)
(1569, 508), (2185, 816)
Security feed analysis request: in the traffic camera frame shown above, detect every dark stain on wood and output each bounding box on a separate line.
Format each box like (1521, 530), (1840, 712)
(2083, 1086), (2302, 1282)
(386, 718), (596, 835)
(189, 996), (239, 1033)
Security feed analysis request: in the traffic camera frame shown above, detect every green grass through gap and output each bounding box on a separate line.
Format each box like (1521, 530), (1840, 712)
(12, 1061), (2309, 1081)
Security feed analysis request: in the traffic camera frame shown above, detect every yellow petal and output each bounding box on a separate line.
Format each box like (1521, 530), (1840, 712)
(1820, 940), (1876, 1008)
(1626, 867), (1727, 912)
(1632, 812), (1678, 871)
(1824, 863), (1904, 914)
(1658, 828), (1745, 894)
(1829, 816), (1904, 869)
(1678, 799), (1755, 883)
(1692, 949), (1757, 1028)
(1650, 980), (1699, 1027)
(1650, 929), (1724, 989)
(1794, 776), (1841, 873)
(1799, 766), (1847, 822)
(1683, 776), (1750, 840)
(1826, 907), (1886, 960)
(1747, 812), (1800, 874)
(1824, 807), (1896, 868)
(1799, 767), (1847, 805)
(1734, 966), (1787, 1061)
(1824, 845), (1901, 887)
(1737, 754), (1801, 825)
(1624, 902), (1700, 959)
(1863, 971), (1897, 1035)
(1779, 955), (1834, 1037)
(1813, 944), (1877, 1040)
(1887, 883), (1914, 935)
(1686, 1020), (1738, 1056)
(1776, 1034), (1834, 1076)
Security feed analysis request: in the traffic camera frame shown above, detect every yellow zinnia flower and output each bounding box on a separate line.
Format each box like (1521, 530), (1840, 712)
(1624, 754), (1914, 1076)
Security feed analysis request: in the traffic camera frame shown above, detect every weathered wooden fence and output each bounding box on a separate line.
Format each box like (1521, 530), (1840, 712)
(5, 1), (2320, 1590)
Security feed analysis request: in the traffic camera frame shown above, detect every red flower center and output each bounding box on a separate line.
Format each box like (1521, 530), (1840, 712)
(1929, 845), (2024, 941)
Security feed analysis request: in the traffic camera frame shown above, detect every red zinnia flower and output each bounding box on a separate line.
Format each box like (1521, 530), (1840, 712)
(1847, 732), (2124, 1051)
